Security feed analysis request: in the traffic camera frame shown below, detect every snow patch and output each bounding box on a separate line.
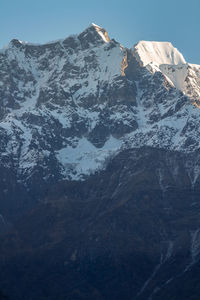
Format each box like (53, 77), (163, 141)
(56, 136), (122, 180)
(133, 41), (186, 67)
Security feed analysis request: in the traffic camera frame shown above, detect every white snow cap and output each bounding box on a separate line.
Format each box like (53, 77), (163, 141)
(133, 41), (186, 67)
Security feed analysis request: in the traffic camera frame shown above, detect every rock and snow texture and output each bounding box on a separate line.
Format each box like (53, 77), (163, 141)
(133, 41), (200, 101)
(0, 23), (200, 182)
(90, 23), (110, 43)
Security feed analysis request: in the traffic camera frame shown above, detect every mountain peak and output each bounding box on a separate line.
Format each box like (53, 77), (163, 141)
(89, 22), (102, 29)
(9, 38), (24, 48)
(80, 23), (110, 44)
(133, 40), (186, 67)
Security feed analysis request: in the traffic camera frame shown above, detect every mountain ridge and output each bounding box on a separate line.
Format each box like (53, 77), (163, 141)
(0, 23), (200, 198)
(0, 23), (200, 186)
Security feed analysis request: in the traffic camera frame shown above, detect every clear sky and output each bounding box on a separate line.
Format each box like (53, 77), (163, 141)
(0, 0), (199, 63)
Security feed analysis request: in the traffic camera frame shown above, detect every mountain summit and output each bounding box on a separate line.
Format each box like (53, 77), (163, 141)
(133, 40), (186, 66)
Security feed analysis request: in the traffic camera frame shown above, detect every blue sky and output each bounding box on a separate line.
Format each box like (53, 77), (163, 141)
(1, 0), (199, 63)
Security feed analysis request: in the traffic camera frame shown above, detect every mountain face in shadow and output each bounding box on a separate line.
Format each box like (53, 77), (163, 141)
(1, 148), (200, 299)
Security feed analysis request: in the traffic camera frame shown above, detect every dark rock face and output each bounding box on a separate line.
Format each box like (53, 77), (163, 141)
(1, 148), (200, 299)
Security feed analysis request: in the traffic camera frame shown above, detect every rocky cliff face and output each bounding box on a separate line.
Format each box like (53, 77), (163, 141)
(0, 23), (200, 189)
(1, 24), (200, 299)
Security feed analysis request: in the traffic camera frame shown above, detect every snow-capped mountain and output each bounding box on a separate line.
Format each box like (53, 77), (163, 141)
(0, 23), (200, 185)
(1, 24), (200, 300)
